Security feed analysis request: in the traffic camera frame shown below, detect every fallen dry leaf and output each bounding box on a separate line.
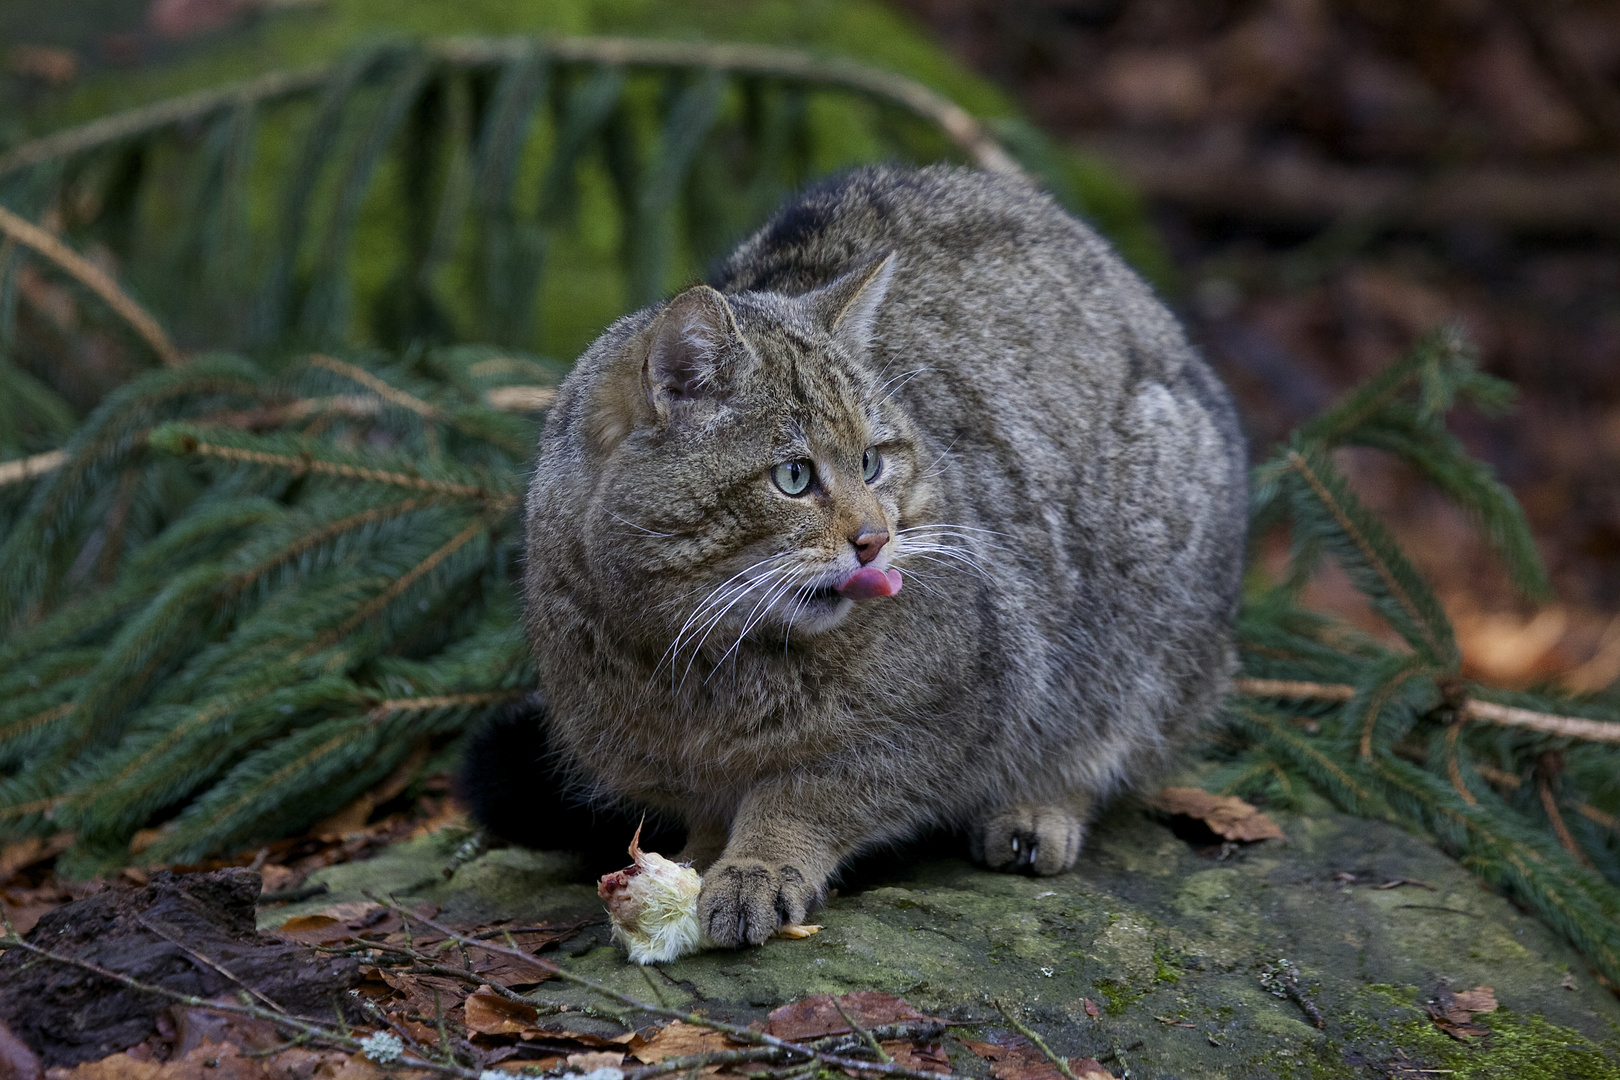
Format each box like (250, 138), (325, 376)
(566, 1052), (625, 1072)
(1081, 999), (1100, 1019)
(1153, 788), (1285, 842)
(881, 1040), (951, 1075)
(1072, 1060), (1116, 1080)
(273, 919), (349, 939)
(1450, 987), (1497, 1014)
(464, 990), (539, 1036)
(764, 992), (938, 1041)
(45, 1041), (274, 1080)
(0, 835), (72, 883)
(1426, 985), (1498, 1040)
(631, 1021), (735, 1065)
(962, 1039), (1065, 1080)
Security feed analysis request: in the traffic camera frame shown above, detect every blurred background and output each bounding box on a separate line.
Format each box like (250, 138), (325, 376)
(3, 0), (1618, 690)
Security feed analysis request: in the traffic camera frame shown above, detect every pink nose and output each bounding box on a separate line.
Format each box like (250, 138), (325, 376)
(852, 530), (889, 565)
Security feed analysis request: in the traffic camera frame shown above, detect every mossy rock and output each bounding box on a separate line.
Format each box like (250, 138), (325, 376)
(262, 798), (1620, 1079)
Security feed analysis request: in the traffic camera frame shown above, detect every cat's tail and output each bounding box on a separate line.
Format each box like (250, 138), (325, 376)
(455, 692), (683, 872)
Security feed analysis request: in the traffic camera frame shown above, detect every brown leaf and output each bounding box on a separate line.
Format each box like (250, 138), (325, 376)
(46, 1041), (269, 1080)
(467, 945), (554, 988)
(464, 990), (539, 1036)
(0, 834), (72, 883)
(963, 1037), (1111, 1080)
(566, 1053), (625, 1072)
(1426, 985), (1497, 1039)
(963, 1039), (1068, 1080)
(764, 993), (938, 1041)
(1153, 788), (1285, 842)
(631, 1021), (733, 1067)
(1450, 987), (1497, 1014)
(379, 972), (470, 1020)
(881, 1041), (951, 1075)
(1081, 999), (1100, 1019)
(528, 1027), (638, 1049)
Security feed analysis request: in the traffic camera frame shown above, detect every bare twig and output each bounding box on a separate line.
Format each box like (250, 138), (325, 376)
(834, 997), (892, 1064)
(134, 913), (289, 1014)
(0, 37), (1018, 181)
(0, 449), (67, 488)
(993, 1000), (1081, 1080)
(1236, 677), (1620, 744)
(0, 205), (181, 366)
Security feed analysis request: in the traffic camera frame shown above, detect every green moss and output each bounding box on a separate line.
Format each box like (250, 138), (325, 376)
(1091, 976), (1136, 1017)
(1329, 999), (1620, 1080)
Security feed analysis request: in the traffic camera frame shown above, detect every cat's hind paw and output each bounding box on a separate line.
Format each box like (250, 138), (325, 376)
(972, 805), (1085, 876)
(698, 858), (820, 947)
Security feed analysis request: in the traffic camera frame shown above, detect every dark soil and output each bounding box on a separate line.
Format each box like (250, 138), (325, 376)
(0, 868), (359, 1067)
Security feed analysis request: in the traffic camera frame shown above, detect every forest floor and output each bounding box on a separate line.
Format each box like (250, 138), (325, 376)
(5, 781), (1620, 1080)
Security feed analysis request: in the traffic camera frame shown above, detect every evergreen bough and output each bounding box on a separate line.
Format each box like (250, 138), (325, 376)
(0, 37), (1617, 988)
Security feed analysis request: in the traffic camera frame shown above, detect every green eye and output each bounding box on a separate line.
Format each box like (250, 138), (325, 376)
(771, 459), (815, 496)
(862, 447), (882, 483)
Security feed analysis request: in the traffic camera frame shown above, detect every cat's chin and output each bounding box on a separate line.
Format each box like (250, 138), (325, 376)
(777, 588), (855, 636)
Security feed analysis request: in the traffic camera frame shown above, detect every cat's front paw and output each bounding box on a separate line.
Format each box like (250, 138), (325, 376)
(972, 805), (1085, 876)
(698, 858), (820, 947)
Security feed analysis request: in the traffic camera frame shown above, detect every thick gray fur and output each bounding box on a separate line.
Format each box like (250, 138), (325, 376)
(522, 164), (1248, 948)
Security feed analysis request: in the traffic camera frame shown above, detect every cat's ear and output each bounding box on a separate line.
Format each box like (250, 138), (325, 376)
(643, 285), (744, 410)
(809, 251), (896, 357)
(588, 287), (742, 450)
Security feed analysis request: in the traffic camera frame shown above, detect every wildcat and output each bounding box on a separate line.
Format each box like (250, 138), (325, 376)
(508, 164), (1247, 948)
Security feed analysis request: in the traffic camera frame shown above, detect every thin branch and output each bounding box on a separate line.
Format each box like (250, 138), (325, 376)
(173, 434), (517, 505)
(1285, 450), (1442, 660)
(1539, 776), (1591, 866)
(367, 691), (527, 722)
(0, 205), (181, 366)
(1236, 677), (1620, 744)
(0, 38), (1018, 181)
(309, 355), (438, 419)
(992, 1000), (1080, 1080)
(134, 913), (289, 1013)
(0, 449), (66, 488)
(1465, 699), (1620, 745)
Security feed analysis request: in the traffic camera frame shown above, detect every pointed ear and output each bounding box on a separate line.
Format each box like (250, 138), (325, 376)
(644, 285), (744, 411)
(808, 251), (896, 357)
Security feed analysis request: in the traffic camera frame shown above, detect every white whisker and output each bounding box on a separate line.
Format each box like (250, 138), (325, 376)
(605, 511), (675, 538)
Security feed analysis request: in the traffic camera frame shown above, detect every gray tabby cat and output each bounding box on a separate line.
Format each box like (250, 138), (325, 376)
(522, 164), (1247, 948)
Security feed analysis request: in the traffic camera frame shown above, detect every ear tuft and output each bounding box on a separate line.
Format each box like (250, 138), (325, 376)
(645, 286), (742, 409)
(812, 252), (896, 357)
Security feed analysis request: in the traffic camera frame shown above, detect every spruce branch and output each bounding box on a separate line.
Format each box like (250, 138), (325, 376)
(154, 427), (516, 506)
(0, 205), (181, 367)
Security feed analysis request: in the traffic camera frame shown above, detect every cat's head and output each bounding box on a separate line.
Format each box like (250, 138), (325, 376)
(549, 254), (941, 653)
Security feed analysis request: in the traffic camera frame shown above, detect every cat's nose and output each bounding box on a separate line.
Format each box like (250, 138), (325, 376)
(851, 529), (889, 565)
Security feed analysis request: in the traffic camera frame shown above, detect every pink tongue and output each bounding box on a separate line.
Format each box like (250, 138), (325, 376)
(837, 566), (903, 600)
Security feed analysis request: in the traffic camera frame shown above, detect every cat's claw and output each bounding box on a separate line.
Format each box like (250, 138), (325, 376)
(698, 858), (820, 947)
(973, 805), (1085, 876)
